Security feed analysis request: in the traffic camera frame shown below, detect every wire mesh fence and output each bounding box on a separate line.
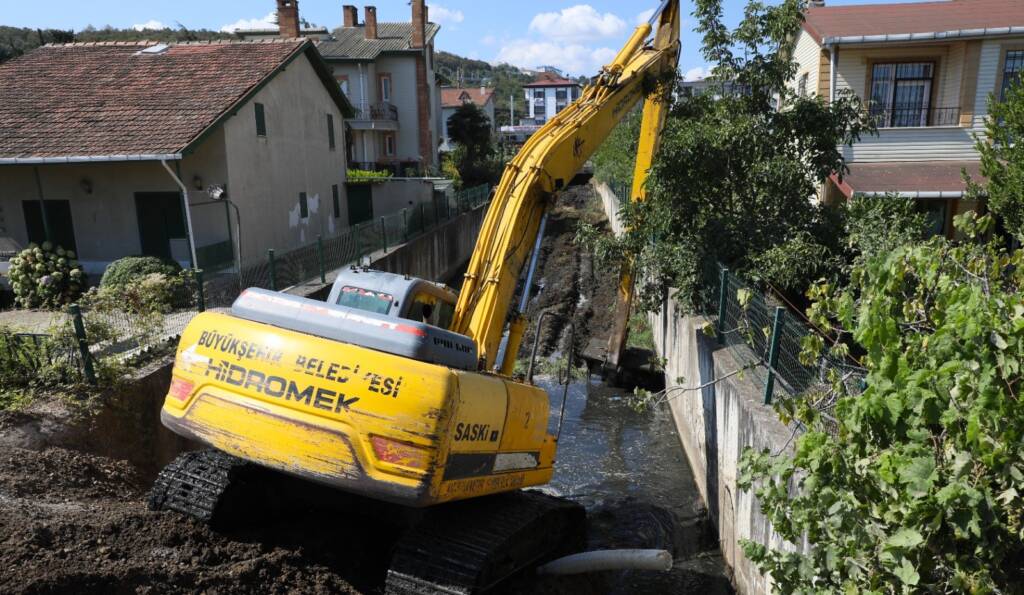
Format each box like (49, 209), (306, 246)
(711, 263), (866, 434)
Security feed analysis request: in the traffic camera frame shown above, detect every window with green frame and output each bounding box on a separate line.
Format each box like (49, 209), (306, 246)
(332, 185), (340, 219)
(299, 192), (308, 219)
(327, 113), (336, 150)
(255, 102), (267, 137)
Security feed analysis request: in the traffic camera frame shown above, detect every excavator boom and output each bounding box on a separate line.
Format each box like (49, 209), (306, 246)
(451, 2), (681, 370)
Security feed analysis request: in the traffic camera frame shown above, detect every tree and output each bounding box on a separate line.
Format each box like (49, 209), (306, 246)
(739, 213), (1024, 592)
(580, 0), (874, 311)
(446, 103), (500, 186)
(968, 79), (1024, 241)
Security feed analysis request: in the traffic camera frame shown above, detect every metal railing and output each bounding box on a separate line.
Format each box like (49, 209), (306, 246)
(868, 104), (961, 128)
(353, 101), (399, 121)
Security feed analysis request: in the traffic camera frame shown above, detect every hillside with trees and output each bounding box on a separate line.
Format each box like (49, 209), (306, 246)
(0, 25), (234, 63)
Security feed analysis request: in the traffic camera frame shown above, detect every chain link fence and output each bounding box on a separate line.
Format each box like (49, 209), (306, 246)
(711, 263), (866, 434)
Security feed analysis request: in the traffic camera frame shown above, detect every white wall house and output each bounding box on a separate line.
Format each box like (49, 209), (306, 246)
(0, 39), (354, 276)
(440, 87), (496, 152)
(792, 0), (1024, 237)
(319, 1), (441, 175)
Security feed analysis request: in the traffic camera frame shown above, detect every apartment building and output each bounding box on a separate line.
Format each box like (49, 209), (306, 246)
(791, 0), (1023, 236)
(523, 71), (582, 125)
(319, 1), (441, 174)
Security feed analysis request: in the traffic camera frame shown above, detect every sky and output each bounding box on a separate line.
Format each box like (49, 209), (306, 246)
(3, 0), (934, 79)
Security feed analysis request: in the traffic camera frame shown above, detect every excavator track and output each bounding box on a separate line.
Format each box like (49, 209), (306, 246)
(148, 449), (259, 527)
(385, 490), (586, 595)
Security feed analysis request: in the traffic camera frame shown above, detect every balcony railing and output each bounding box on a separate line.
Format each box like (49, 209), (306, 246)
(868, 104), (961, 128)
(353, 102), (399, 121)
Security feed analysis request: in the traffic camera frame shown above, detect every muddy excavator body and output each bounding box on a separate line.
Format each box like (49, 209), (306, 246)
(161, 269), (557, 507)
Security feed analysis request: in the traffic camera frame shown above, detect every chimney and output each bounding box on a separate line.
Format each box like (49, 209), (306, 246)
(343, 5), (358, 27)
(277, 0), (300, 38)
(365, 6), (378, 40)
(411, 0), (425, 48)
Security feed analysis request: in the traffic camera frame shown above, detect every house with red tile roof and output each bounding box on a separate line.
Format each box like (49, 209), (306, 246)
(440, 87), (496, 152)
(0, 38), (354, 277)
(791, 0), (1024, 237)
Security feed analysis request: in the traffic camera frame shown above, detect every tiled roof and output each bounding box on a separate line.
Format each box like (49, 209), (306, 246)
(441, 87), (495, 108)
(524, 71), (579, 88)
(0, 39), (330, 161)
(318, 22), (440, 60)
(832, 161), (983, 198)
(804, 0), (1024, 44)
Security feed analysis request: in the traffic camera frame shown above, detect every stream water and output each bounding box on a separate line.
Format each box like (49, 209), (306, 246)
(523, 375), (734, 594)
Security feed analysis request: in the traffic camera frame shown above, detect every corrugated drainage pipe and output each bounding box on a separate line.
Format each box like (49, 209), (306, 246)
(536, 549), (673, 575)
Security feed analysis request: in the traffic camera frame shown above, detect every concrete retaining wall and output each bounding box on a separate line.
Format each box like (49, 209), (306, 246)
(370, 201), (485, 283)
(594, 181), (802, 594)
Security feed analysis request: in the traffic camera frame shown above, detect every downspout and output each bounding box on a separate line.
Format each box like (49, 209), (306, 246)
(32, 166), (53, 243)
(829, 44), (838, 104)
(160, 159), (199, 269)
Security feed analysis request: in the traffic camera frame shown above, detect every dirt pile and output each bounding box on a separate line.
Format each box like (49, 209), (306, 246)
(0, 447), (377, 594)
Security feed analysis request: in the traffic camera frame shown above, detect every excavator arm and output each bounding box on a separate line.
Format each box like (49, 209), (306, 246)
(451, 0), (681, 371)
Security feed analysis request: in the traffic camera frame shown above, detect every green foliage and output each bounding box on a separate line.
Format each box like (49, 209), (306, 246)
(6, 242), (87, 309)
(580, 0), (874, 313)
(843, 194), (931, 266)
(739, 214), (1024, 592)
(347, 169), (393, 183)
(101, 256), (181, 287)
(968, 79), (1024, 241)
(444, 105), (503, 188)
(440, 152), (463, 189)
(591, 108), (643, 187)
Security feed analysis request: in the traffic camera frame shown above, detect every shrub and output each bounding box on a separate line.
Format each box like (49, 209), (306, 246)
(347, 169), (393, 183)
(6, 242), (87, 309)
(101, 256), (181, 287)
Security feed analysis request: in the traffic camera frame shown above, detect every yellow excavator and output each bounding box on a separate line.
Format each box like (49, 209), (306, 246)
(150, 2), (680, 592)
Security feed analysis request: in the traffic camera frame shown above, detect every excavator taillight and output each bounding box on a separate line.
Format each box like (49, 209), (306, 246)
(370, 435), (430, 470)
(168, 377), (195, 402)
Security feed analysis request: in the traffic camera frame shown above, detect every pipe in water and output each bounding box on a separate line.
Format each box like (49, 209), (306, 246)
(536, 549), (673, 575)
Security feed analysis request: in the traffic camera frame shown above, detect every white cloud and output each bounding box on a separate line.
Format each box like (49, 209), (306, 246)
(429, 3), (465, 25)
(683, 65), (713, 81)
(220, 12), (276, 33)
(529, 5), (626, 43)
(496, 39), (616, 76)
(635, 8), (655, 25)
(481, 34), (498, 47)
(132, 20), (167, 31)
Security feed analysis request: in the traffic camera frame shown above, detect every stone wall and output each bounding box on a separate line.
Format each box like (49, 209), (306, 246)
(594, 181), (802, 594)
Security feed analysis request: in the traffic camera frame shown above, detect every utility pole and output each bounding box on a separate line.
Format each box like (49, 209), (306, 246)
(510, 95), (514, 126)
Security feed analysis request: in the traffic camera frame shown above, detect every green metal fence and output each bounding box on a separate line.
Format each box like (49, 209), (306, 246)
(712, 263), (866, 433)
(234, 184), (490, 298)
(2, 184), (492, 389)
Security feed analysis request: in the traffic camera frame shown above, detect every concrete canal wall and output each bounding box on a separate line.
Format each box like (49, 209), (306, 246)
(594, 181), (802, 594)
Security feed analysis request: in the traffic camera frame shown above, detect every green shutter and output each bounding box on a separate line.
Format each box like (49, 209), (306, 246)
(255, 103), (267, 136)
(299, 192), (308, 219)
(332, 184), (340, 219)
(327, 114), (336, 149)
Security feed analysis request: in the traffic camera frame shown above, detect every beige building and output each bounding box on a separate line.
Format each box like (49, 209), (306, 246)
(319, 1), (442, 174)
(792, 0), (1023, 236)
(0, 38), (354, 276)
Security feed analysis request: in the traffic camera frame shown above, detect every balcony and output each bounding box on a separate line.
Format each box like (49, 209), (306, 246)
(868, 104), (961, 128)
(348, 102), (399, 131)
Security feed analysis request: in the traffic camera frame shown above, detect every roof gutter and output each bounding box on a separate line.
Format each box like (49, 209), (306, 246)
(853, 190), (965, 199)
(823, 26), (1024, 46)
(0, 153), (182, 165)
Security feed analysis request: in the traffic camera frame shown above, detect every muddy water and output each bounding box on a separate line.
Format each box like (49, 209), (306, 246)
(532, 376), (734, 594)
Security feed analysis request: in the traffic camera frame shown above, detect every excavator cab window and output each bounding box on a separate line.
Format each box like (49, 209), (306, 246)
(405, 292), (455, 328)
(336, 286), (394, 315)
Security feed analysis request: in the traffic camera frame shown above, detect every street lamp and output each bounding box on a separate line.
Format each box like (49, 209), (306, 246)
(207, 184), (242, 290)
